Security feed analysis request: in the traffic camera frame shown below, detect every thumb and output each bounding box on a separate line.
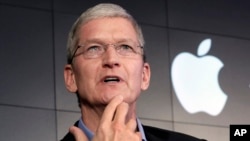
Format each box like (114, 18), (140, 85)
(69, 126), (88, 141)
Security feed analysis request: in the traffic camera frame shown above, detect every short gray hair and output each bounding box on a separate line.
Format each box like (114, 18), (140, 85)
(66, 3), (146, 64)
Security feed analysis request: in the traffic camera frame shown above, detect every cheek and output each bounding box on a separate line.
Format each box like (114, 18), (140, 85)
(128, 64), (144, 86)
(128, 62), (150, 91)
(73, 62), (98, 88)
(73, 63), (100, 102)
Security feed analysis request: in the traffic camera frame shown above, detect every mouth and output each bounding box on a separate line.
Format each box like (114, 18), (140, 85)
(103, 76), (121, 83)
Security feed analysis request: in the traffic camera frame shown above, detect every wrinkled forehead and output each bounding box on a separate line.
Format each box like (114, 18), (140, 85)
(77, 17), (139, 43)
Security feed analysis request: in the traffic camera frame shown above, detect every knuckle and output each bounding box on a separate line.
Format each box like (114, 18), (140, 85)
(112, 122), (123, 131)
(112, 122), (124, 132)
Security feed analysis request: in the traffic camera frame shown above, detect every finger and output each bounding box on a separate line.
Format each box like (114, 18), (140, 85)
(113, 102), (129, 123)
(69, 126), (88, 141)
(101, 95), (124, 123)
(126, 118), (137, 131)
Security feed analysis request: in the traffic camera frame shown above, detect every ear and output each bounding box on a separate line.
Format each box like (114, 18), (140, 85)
(141, 62), (151, 90)
(64, 64), (78, 93)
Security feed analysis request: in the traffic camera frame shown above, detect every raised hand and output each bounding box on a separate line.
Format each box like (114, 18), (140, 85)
(70, 96), (141, 141)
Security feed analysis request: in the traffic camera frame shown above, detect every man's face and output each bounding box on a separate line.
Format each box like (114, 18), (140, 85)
(65, 17), (150, 105)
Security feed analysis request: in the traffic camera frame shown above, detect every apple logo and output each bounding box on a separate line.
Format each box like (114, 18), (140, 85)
(171, 38), (228, 116)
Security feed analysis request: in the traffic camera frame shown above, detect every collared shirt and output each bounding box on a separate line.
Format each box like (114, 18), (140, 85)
(78, 117), (147, 141)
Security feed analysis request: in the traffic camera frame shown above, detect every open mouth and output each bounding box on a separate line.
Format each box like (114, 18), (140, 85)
(103, 76), (121, 83)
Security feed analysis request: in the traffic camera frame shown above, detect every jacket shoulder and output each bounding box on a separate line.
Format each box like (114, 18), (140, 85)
(143, 125), (206, 141)
(60, 121), (79, 141)
(60, 132), (75, 141)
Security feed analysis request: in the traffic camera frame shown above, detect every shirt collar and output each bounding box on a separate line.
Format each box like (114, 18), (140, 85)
(78, 118), (94, 141)
(136, 118), (147, 141)
(78, 117), (147, 141)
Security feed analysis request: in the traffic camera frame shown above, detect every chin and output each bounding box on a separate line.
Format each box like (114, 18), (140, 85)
(100, 91), (138, 104)
(101, 93), (120, 103)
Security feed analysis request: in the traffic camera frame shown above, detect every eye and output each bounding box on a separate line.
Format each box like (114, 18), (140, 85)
(86, 45), (102, 53)
(119, 44), (134, 52)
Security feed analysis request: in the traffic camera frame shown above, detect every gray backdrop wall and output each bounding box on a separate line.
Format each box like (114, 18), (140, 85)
(1, 0), (250, 141)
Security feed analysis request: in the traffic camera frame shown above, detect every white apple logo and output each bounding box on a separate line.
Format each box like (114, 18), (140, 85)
(171, 38), (228, 116)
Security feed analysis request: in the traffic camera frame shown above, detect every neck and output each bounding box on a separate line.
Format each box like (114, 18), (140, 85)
(80, 102), (137, 133)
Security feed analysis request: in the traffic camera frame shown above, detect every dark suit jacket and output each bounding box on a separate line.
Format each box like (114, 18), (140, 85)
(61, 121), (206, 141)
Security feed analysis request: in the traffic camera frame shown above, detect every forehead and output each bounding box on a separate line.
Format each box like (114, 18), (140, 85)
(78, 17), (138, 43)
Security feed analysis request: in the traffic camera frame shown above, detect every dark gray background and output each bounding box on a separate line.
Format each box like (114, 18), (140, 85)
(1, 0), (250, 141)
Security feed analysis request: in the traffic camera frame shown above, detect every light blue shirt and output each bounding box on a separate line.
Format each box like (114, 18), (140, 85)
(78, 117), (147, 141)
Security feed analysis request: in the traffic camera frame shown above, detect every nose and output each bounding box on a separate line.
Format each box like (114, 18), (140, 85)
(102, 44), (120, 68)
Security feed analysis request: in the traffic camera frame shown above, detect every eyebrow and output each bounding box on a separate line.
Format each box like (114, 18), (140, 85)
(80, 38), (137, 45)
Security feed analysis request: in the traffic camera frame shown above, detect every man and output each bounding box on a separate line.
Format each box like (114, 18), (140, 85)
(62, 3), (206, 141)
